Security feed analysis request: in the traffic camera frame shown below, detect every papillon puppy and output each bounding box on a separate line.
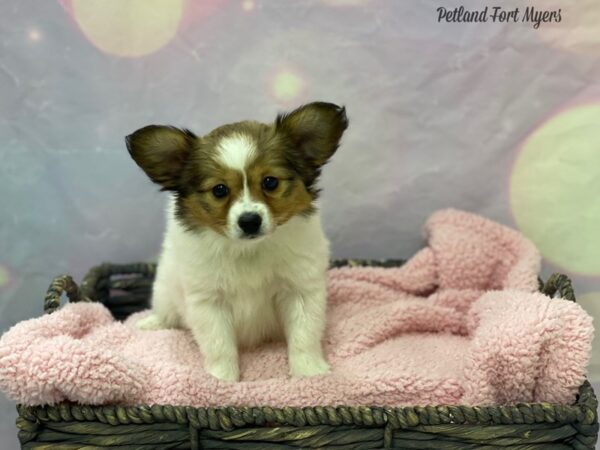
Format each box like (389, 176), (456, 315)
(126, 102), (348, 381)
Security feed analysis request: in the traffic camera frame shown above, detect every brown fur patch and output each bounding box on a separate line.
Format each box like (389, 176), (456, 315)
(178, 169), (244, 235)
(246, 153), (315, 226)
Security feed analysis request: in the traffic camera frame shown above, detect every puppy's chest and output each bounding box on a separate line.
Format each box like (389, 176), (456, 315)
(215, 256), (288, 346)
(213, 253), (288, 292)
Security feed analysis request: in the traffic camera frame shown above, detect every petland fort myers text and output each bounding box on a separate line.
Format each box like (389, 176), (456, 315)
(437, 6), (562, 29)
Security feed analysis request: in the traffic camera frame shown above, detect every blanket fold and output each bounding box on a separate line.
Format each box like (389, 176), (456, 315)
(0, 209), (593, 407)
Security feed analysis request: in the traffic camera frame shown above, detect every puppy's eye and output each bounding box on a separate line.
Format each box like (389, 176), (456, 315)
(262, 176), (279, 191)
(212, 184), (229, 198)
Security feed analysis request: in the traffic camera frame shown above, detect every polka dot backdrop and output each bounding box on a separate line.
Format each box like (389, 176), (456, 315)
(1, 1), (600, 447)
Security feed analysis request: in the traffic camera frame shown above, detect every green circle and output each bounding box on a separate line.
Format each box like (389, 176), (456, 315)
(273, 70), (303, 102)
(511, 104), (600, 275)
(0, 265), (10, 288)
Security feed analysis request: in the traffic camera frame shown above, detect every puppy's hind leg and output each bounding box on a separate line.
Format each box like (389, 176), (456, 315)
(136, 273), (182, 330)
(136, 313), (167, 330)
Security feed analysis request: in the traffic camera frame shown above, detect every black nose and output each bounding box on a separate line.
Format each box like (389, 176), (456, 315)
(238, 213), (262, 236)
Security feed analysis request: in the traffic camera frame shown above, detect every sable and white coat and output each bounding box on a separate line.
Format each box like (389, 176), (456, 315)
(126, 102), (348, 381)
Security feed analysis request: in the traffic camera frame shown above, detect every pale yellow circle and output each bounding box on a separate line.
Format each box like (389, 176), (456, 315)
(72, 0), (183, 58)
(272, 70), (305, 103)
(580, 292), (600, 303)
(28, 29), (41, 42)
(511, 104), (600, 275)
(242, 0), (255, 11)
(0, 265), (10, 288)
(321, 0), (369, 5)
(536, 0), (600, 54)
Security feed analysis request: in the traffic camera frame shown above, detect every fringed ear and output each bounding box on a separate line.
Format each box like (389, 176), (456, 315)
(275, 102), (348, 167)
(125, 125), (195, 191)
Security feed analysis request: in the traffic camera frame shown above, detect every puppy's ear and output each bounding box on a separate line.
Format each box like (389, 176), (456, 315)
(275, 102), (348, 167)
(125, 125), (195, 191)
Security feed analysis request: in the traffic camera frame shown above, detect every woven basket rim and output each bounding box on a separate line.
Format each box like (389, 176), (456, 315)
(16, 380), (599, 431)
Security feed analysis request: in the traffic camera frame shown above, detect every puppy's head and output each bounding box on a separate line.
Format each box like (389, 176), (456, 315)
(126, 102), (348, 240)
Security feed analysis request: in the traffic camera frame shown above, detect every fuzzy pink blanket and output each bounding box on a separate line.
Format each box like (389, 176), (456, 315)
(0, 210), (593, 408)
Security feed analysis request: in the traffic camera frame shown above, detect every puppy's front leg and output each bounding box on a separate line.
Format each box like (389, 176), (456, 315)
(280, 283), (330, 377)
(186, 295), (239, 382)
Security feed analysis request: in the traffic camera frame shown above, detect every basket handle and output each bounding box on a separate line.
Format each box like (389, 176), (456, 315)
(44, 275), (88, 314)
(541, 273), (576, 302)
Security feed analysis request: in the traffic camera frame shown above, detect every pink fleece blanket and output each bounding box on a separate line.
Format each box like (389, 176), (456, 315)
(0, 210), (593, 408)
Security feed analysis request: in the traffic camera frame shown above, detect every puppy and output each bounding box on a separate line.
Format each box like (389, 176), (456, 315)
(126, 102), (348, 381)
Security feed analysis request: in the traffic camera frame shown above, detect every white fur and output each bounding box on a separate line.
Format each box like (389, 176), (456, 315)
(137, 196), (331, 381)
(217, 134), (256, 171)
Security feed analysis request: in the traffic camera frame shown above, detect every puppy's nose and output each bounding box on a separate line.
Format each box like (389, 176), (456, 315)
(238, 213), (262, 236)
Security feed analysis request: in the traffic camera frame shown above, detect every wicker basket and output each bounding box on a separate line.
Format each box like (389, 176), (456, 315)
(16, 260), (599, 449)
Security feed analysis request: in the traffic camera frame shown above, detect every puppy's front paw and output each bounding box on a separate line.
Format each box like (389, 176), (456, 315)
(290, 352), (331, 378)
(136, 314), (164, 331)
(205, 361), (240, 382)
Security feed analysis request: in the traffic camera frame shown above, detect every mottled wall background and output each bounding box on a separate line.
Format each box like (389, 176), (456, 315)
(1, 0), (599, 447)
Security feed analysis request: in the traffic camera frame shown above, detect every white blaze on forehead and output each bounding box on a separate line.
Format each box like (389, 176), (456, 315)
(216, 133), (257, 171)
(216, 134), (274, 239)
